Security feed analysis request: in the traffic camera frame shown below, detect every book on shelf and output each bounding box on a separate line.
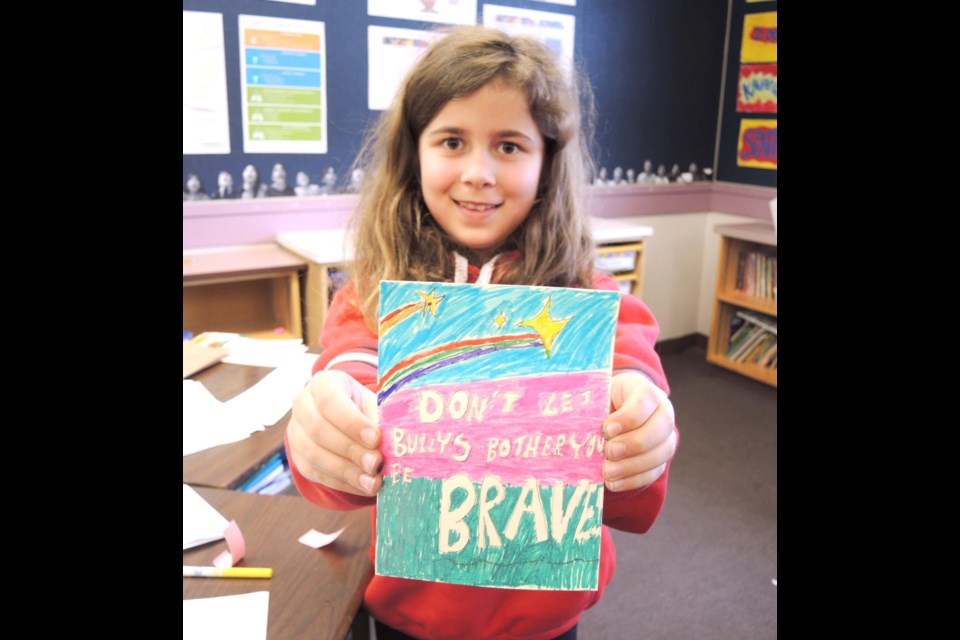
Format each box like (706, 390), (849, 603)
(758, 341), (777, 368)
(735, 310), (777, 335)
(723, 308), (778, 365)
(726, 313), (750, 347)
(726, 323), (756, 357)
(741, 332), (775, 364)
(728, 326), (768, 362)
(734, 248), (777, 304)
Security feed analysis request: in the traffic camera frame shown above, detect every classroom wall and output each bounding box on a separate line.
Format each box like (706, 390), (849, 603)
(635, 213), (709, 341)
(182, 1), (777, 342)
(632, 210), (766, 342)
(182, 0), (729, 195)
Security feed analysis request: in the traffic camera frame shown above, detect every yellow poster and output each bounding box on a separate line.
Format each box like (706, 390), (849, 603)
(737, 119), (777, 170)
(741, 12), (777, 63)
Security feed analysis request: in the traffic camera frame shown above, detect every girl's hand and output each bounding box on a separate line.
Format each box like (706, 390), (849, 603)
(602, 372), (678, 492)
(287, 370), (383, 496)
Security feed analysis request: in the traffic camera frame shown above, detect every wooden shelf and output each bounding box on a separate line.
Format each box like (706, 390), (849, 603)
(183, 244), (307, 340)
(706, 224), (777, 387)
(715, 291), (777, 316)
(278, 221), (653, 348)
(596, 240), (645, 297)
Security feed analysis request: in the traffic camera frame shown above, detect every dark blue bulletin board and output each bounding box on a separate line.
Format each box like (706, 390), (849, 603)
(714, 0), (777, 187)
(182, 0), (731, 194)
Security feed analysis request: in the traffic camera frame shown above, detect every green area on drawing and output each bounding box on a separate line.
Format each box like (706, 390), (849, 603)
(376, 476), (602, 590)
(246, 86), (322, 105)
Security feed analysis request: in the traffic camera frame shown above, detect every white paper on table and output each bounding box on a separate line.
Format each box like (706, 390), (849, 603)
(298, 527), (346, 549)
(183, 484), (230, 550)
(220, 337), (308, 368)
(183, 591), (269, 640)
(226, 353), (318, 426)
(183, 380), (266, 456)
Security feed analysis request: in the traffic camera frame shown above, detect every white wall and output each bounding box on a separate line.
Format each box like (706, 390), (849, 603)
(629, 212), (760, 341)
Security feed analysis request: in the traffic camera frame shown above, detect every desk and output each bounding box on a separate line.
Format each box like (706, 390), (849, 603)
(278, 218), (654, 348)
(183, 244), (307, 340)
(183, 361), (294, 489)
(183, 486), (373, 640)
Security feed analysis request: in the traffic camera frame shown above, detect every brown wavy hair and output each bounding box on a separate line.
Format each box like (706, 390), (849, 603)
(347, 25), (597, 329)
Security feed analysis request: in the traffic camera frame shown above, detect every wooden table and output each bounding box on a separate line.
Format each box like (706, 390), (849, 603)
(183, 487), (373, 640)
(183, 360), (295, 489)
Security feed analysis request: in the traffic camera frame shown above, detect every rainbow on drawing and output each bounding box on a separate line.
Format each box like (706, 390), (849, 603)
(375, 280), (620, 590)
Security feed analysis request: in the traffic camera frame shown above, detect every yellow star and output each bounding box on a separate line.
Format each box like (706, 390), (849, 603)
(516, 297), (570, 357)
(417, 289), (445, 317)
(493, 312), (507, 330)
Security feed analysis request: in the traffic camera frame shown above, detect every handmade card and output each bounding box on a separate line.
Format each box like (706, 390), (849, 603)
(375, 281), (620, 590)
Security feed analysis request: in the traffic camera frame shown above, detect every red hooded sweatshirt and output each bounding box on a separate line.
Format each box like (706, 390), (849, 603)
(286, 259), (673, 640)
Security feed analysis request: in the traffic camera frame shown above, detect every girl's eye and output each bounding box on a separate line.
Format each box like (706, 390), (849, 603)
(499, 142), (521, 155)
(441, 138), (463, 151)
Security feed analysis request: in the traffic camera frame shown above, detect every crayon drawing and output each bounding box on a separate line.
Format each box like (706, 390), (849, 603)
(737, 63), (777, 114)
(375, 280), (620, 590)
(737, 118), (777, 170)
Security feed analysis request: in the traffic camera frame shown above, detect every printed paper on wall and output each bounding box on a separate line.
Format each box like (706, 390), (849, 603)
(368, 26), (441, 111)
(483, 4), (575, 77)
(238, 14), (327, 154)
(375, 281), (620, 590)
(368, 0), (478, 25)
(183, 11), (231, 155)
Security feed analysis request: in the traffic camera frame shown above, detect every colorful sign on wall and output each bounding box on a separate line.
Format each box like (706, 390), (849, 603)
(238, 14), (327, 154)
(740, 11), (777, 63)
(737, 63), (777, 113)
(737, 118), (777, 169)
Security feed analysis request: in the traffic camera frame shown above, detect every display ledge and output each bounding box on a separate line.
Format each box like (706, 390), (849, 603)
(184, 181), (776, 249)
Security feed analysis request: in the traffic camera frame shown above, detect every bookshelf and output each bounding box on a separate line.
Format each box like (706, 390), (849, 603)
(596, 242), (645, 297)
(183, 244), (307, 340)
(706, 223), (777, 387)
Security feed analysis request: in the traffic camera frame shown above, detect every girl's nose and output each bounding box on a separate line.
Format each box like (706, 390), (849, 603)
(460, 150), (496, 187)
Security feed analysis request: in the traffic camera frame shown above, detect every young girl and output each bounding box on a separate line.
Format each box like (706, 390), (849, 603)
(240, 163), (265, 198)
(286, 25), (678, 640)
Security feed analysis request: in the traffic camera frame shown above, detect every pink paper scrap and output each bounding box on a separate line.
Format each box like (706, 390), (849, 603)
(213, 520), (246, 567)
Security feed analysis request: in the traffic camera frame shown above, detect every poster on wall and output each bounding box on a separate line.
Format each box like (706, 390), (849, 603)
(238, 14), (328, 154)
(737, 63), (777, 113)
(482, 4), (575, 76)
(183, 11), (231, 155)
(740, 11), (777, 63)
(368, 26), (442, 111)
(374, 280), (619, 590)
(736, 11), (777, 171)
(368, 0), (478, 25)
(737, 118), (777, 170)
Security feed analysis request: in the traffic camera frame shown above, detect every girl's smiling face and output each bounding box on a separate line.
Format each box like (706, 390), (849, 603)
(418, 82), (544, 264)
